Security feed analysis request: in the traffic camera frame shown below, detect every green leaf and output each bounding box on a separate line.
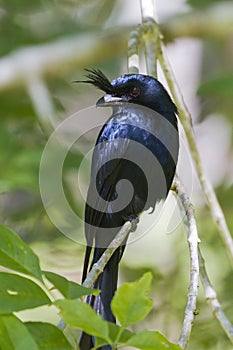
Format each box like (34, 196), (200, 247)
(0, 272), (51, 313)
(26, 322), (73, 350)
(95, 323), (134, 348)
(197, 73), (233, 96)
(44, 271), (99, 299)
(111, 272), (153, 327)
(126, 330), (181, 350)
(0, 224), (43, 281)
(0, 314), (39, 350)
(108, 322), (134, 343)
(56, 299), (109, 341)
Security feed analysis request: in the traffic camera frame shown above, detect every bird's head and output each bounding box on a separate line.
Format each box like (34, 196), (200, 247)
(76, 69), (177, 118)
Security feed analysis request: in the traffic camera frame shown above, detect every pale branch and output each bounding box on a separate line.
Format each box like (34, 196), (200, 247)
(128, 27), (140, 75)
(198, 248), (233, 343)
(128, 0), (159, 77)
(173, 177), (200, 349)
(0, 31), (127, 91)
(1, 5), (232, 93)
(139, 0), (156, 20)
(161, 3), (233, 41)
(57, 221), (133, 331)
(158, 41), (233, 266)
(141, 18), (159, 78)
(139, 0), (159, 78)
(140, 0), (159, 77)
(82, 221), (132, 288)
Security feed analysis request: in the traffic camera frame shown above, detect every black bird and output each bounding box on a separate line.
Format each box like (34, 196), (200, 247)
(78, 69), (179, 350)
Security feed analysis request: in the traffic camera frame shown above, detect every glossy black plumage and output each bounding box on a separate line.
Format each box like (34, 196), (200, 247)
(78, 69), (179, 350)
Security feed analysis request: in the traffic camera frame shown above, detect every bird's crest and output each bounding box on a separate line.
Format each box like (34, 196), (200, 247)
(75, 68), (113, 94)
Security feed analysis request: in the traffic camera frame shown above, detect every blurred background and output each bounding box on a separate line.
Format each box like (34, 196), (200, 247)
(0, 0), (233, 349)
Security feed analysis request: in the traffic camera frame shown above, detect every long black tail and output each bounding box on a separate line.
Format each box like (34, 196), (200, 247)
(79, 246), (124, 350)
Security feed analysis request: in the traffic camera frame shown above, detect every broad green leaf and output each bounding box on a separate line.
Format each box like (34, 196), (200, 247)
(0, 224), (42, 281)
(0, 272), (51, 313)
(126, 330), (181, 350)
(111, 272), (153, 327)
(56, 299), (109, 341)
(0, 314), (39, 350)
(26, 322), (73, 350)
(44, 271), (99, 299)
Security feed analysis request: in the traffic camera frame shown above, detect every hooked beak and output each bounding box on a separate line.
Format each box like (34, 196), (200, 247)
(96, 94), (123, 106)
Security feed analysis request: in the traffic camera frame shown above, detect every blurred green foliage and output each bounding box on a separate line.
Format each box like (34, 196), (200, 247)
(187, 0), (232, 9)
(0, 0), (233, 349)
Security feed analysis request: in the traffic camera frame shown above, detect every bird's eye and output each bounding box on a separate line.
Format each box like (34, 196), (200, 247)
(130, 86), (140, 97)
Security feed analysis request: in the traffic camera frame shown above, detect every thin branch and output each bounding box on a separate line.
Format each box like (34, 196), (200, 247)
(139, 0), (159, 78)
(158, 41), (233, 266)
(128, 0), (159, 77)
(161, 3), (233, 41)
(1, 5), (232, 92)
(128, 27), (140, 74)
(0, 31), (127, 91)
(141, 18), (159, 78)
(82, 221), (133, 288)
(198, 248), (233, 343)
(173, 177), (200, 349)
(173, 177), (233, 346)
(58, 221), (133, 331)
(139, 0), (156, 20)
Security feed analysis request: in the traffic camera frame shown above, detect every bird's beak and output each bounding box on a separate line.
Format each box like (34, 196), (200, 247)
(96, 94), (122, 106)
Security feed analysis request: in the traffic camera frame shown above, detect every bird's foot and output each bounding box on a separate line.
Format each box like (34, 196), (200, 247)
(123, 215), (139, 232)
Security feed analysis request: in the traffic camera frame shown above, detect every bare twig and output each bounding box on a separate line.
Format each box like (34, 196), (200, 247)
(128, 27), (140, 74)
(161, 3), (233, 41)
(141, 18), (159, 78)
(0, 31), (127, 91)
(82, 221), (133, 288)
(140, 0), (156, 19)
(138, 0), (232, 284)
(173, 177), (200, 349)
(158, 42), (233, 265)
(173, 177), (233, 346)
(198, 248), (233, 343)
(128, 0), (159, 77)
(58, 221), (133, 331)
(139, 0), (159, 78)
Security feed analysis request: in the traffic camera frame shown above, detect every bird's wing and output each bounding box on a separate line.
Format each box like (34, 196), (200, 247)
(86, 131), (130, 231)
(82, 123), (130, 279)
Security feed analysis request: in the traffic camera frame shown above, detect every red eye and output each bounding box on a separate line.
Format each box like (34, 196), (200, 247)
(130, 86), (140, 97)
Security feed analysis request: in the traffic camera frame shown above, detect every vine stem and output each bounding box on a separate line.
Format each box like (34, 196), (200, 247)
(198, 248), (233, 343)
(58, 221), (133, 332)
(173, 177), (200, 349)
(128, 0), (159, 77)
(139, 0), (159, 78)
(158, 42), (233, 265)
(82, 221), (132, 288)
(173, 178), (233, 347)
(128, 26), (140, 74)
